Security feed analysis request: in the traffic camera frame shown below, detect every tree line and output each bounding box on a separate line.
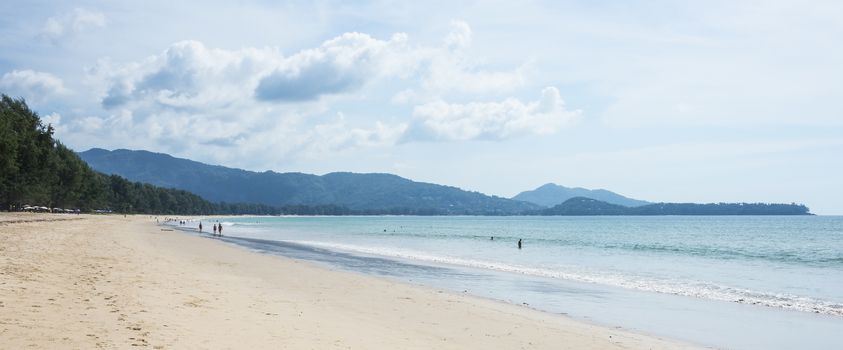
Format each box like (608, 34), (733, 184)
(0, 95), (279, 215)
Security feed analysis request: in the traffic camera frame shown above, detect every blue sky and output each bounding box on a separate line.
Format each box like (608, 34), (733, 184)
(1, 1), (841, 213)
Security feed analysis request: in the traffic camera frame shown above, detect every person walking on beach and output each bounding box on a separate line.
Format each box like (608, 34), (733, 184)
(213, 224), (217, 236)
(218, 224), (223, 236)
(199, 222), (203, 232)
(518, 239), (522, 249)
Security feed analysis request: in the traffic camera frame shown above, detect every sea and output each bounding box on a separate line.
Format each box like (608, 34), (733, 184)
(170, 216), (843, 349)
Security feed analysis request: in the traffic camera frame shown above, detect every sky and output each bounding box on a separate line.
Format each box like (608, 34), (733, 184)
(1, 0), (841, 214)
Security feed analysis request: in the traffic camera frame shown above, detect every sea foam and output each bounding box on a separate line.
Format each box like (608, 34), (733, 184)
(291, 240), (843, 316)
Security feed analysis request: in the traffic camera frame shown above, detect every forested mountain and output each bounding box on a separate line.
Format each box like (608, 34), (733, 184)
(0, 95), (276, 215)
(540, 197), (811, 216)
(539, 197), (629, 215)
(78, 149), (540, 215)
(76, 148), (812, 216)
(513, 183), (650, 207)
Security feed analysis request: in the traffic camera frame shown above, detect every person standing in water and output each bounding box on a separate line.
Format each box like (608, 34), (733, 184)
(199, 222), (203, 232)
(218, 224), (223, 236)
(517, 239), (522, 249)
(213, 224), (217, 235)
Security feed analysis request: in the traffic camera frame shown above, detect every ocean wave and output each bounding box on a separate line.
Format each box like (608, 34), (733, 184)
(291, 240), (843, 317)
(357, 230), (842, 267)
(613, 243), (843, 267)
(228, 221), (265, 226)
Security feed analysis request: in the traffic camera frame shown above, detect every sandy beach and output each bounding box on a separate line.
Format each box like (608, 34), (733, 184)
(0, 213), (698, 349)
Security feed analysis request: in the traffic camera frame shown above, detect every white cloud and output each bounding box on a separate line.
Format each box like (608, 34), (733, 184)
(302, 113), (407, 157)
(93, 40), (283, 110)
(40, 8), (106, 43)
(42, 112), (61, 126)
(94, 33), (417, 109)
(69, 115), (106, 134)
(87, 21), (532, 114)
(444, 20), (472, 50)
(417, 20), (525, 96)
(54, 23), (574, 170)
(69, 35), (418, 166)
(255, 32), (411, 101)
(421, 58), (526, 95)
(402, 87), (580, 141)
(0, 69), (67, 102)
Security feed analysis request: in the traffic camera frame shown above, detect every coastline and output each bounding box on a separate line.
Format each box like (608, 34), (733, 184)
(1, 213), (700, 349)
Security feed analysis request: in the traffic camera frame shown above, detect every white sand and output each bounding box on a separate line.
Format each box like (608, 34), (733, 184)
(0, 213), (702, 349)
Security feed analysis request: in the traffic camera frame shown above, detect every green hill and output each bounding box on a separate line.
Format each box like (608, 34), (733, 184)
(78, 149), (539, 215)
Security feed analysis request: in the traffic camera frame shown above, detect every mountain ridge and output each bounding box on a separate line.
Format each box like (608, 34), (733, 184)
(78, 148), (539, 215)
(77, 148), (811, 216)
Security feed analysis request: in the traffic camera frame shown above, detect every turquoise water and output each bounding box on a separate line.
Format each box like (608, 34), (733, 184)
(184, 216), (843, 349)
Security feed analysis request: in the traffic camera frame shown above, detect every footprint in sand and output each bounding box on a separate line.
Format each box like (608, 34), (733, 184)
(130, 338), (148, 347)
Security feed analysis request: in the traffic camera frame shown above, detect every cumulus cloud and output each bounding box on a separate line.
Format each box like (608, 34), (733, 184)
(91, 22), (526, 112)
(0, 69), (67, 102)
(40, 8), (106, 43)
(417, 20), (525, 95)
(421, 60), (526, 95)
(95, 33), (414, 109)
(42, 112), (62, 127)
(301, 113), (407, 156)
(92, 40), (283, 110)
(402, 87), (580, 141)
(255, 33), (411, 102)
(444, 20), (472, 50)
(72, 34), (418, 164)
(63, 23), (573, 169)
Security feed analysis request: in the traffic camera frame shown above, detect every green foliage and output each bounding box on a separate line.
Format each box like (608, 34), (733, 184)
(539, 197), (629, 215)
(0, 95), (56, 207)
(0, 95), (241, 215)
(626, 202), (810, 215)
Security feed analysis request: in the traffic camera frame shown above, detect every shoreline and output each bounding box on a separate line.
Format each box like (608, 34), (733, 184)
(1, 213), (701, 349)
